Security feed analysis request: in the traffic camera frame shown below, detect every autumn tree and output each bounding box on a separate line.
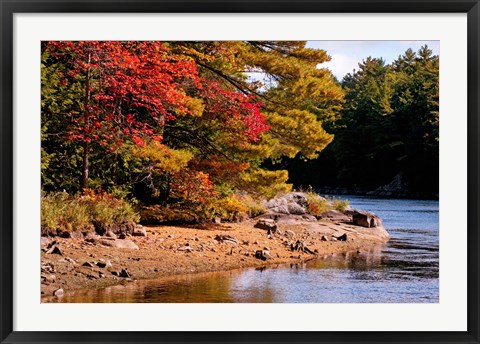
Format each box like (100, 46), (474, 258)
(42, 41), (203, 190)
(42, 40), (344, 213)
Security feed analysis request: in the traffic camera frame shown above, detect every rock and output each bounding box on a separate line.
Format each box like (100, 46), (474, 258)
(321, 235), (328, 241)
(301, 214), (318, 222)
(53, 288), (64, 297)
(319, 210), (350, 222)
(213, 217), (222, 224)
(98, 239), (139, 250)
(46, 245), (63, 256)
(119, 269), (131, 278)
(64, 257), (77, 265)
(82, 262), (95, 268)
(98, 259), (112, 268)
(348, 209), (381, 228)
(132, 225), (147, 237)
(255, 249), (271, 261)
(284, 230), (295, 238)
(178, 246), (193, 252)
(214, 234), (238, 244)
(264, 197), (288, 210)
(57, 230), (83, 239)
(105, 230), (117, 238)
(285, 192), (309, 208)
(41, 262), (55, 273)
(40, 237), (50, 250)
(290, 240), (316, 254)
(336, 233), (348, 241)
(41, 274), (56, 283)
(254, 219), (277, 232)
(287, 203), (306, 215)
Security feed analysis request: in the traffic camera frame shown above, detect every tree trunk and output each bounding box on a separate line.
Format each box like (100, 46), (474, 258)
(81, 53), (91, 191)
(81, 141), (89, 190)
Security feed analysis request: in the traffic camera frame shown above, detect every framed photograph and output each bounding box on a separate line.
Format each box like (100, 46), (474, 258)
(1, 0), (479, 343)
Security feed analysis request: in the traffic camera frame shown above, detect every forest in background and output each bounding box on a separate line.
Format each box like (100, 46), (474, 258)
(41, 41), (438, 229)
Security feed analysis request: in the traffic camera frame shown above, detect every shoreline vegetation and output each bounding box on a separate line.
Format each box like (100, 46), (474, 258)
(41, 191), (389, 300)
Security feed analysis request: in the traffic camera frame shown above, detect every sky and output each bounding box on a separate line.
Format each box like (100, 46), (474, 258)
(306, 41), (440, 80)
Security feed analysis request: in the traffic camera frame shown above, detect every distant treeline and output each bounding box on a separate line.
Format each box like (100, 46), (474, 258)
(282, 46), (439, 198)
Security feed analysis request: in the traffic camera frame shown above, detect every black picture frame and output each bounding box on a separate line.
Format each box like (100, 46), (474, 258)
(1, 1), (479, 343)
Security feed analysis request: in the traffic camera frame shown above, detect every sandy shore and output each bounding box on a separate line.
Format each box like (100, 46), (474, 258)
(41, 216), (389, 300)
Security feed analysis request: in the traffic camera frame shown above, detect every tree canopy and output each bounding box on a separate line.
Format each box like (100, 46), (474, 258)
(41, 41), (343, 209)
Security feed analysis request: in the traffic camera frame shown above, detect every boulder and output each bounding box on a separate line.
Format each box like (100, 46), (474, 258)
(285, 192), (308, 208)
(98, 239), (139, 250)
(287, 203), (306, 215)
(348, 209), (381, 228)
(319, 210), (350, 222)
(132, 225), (147, 237)
(254, 218), (277, 231)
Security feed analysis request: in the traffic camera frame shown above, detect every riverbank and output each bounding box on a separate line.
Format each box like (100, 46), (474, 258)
(41, 214), (389, 301)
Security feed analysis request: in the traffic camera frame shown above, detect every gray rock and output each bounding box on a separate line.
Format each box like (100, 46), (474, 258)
(321, 235), (328, 241)
(53, 288), (64, 297)
(285, 192), (309, 208)
(287, 203), (306, 215)
(82, 262), (95, 268)
(264, 197), (288, 209)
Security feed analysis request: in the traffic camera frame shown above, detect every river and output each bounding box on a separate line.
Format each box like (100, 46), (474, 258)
(52, 196), (439, 303)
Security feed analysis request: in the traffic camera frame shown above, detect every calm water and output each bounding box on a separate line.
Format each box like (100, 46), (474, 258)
(52, 196), (439, 303)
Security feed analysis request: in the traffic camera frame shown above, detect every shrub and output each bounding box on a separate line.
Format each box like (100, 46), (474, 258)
(305, 190), (330, 216)
(41, 190), (139, 234)
(332, 198), (349, 212)
(238, 194), (267, 217)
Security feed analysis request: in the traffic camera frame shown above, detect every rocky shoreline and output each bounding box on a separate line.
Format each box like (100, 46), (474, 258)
(41, 201), (389, 301)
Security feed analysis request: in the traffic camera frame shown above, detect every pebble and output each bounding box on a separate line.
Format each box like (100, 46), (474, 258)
(53, 288), (64, 297)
